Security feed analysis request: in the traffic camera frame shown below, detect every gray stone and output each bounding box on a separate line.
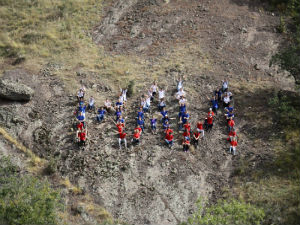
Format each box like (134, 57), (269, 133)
(0, 79), (34, 101)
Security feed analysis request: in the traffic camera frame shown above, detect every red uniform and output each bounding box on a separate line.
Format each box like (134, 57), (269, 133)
(230, 140), (238, 147)
(197, 123), (203, 130)
(133, 132), (140, 139)
(165, 128), (173, 135)
(117, 124), (123, 133)
(119, 132), (126, 139)
(77, 122), (84, 130)
(228, 119), (235, 128)
(79, 132), (86, 141)
(165, 133), (173, 141)
(183, 131), (190, 137)
(207, 116), (213, 125)
(207, 111), (215, 117)
(194, 132), (201, 139)
(135, 127), (142, 134)
(183, 123), (191, 132)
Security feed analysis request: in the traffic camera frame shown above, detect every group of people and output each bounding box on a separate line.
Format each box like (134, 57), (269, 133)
(73, 78), (238, 155)
(210, 80), (238, 155)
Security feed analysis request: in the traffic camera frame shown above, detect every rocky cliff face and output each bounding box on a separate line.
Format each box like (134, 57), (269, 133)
(0, 0), (297, 224)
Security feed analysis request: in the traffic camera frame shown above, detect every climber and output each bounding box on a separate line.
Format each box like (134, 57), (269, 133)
(222, 79), (229, 92)
(227, 117), (235, 132)
(193, 129), (201, 148)
(182, 136), (190, 152)
(96, 107), (106, 123)
(165, 130), (174, 148)
(196, 121), (205, 138)
(207, 115), (213, 131)
(137, 116), (145, 132)
(88, 96), (95, 111)
(150, 116), (157, 134)
(227, 128), (237, 142)
(118, 131), (127, 150)
(132, 129), (141, 145)
(104, 99), (113, 113)
(229, 136), (238, 155)
(77, 88), (85, 102)
(158, 99), (166, 111)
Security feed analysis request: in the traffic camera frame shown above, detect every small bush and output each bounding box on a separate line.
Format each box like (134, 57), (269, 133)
(0, 156), (61, 225)
(127, 80), (135, 98)
(182, 198), (265, 225)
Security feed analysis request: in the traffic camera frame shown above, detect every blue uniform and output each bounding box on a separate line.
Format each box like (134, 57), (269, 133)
(181, 113), (189, 124)
(137, 111), (144, 120)
(161, 110), (168, 118)
(97, 109), (106, 122)
(151, 119), (157, 130)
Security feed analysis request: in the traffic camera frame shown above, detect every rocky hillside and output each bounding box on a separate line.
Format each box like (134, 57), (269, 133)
(0, 0), (299, 225)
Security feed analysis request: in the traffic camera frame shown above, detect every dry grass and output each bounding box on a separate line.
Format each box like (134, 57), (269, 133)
(0, 126), (46, 172)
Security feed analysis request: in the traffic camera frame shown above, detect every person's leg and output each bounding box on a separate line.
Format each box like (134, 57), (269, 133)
(229, 146), (232, 153)
(233, 146), (236, 155)
(201, 130), (205, 138)
(124, 139), (127, 148)
(119, 138), (122, 149)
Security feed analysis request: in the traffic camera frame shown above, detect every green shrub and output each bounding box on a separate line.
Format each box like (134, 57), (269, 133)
(0, 156), (61, 225)
(181, 198), (265, 225)
(127, 80), (135, 98)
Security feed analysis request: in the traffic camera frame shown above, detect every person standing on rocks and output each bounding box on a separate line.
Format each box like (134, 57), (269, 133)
(88, 96), (95, 111)
(158, 99), (166, 111)
(118, 131), (127, 150)
(79, 128), (87, 147)
(77, 88), (85, 102)
(150, 115), (157, 134)
(227, 117), (235, 132)
(229, 136), (238, 155)
(196, 121), (205, 138)
(158, 87), (166, 102)
(206, 115), (213, 132)
(150, 81), (158, 102)
(227, 128), (237, 142)
(131, 129), (141, 145)
(96, 107), (106, 123)
(137, 116), (145, 132)
(183, 136), (190, 152)
(165, 130), (174, 148)
(177, 77), (184, 91)
(223, 93), (231, 108)
(104, 99), (113, 113)
(193, 129), (201, 148)
(222, 79), (229, 92)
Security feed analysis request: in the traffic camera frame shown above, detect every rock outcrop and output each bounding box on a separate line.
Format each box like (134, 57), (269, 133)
(0, 79), (34, 101)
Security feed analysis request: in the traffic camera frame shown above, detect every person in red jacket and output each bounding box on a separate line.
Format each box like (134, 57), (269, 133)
(118, 131), (127, 149)
(183, 121), (191, 132)
(132, 129), (141, 145)
(207, 108), (215, 117)
(79, 129), (87, 147)
(227, 128), (237, 142)
(183, 136), (190, 152)
(134, 125), (142, 135)
(228, 117), (235, 132)
(165, 131), (174, 148)
(116, 122), (124, 133)
(165, 127), (174, 135)
(193, 130), (201, 148)
(207, 115), (213, 131)
(196, 121), (205, 138)
(77, 122), (84, 131)
(229, 137), (238, 155)
(183, 129), (190, 139)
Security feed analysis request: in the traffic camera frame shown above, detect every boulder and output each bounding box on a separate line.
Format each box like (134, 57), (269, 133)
(0, 79), (34, 101)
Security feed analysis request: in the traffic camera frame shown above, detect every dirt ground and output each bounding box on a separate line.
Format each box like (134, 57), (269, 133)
(0, 0), (296, 224)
